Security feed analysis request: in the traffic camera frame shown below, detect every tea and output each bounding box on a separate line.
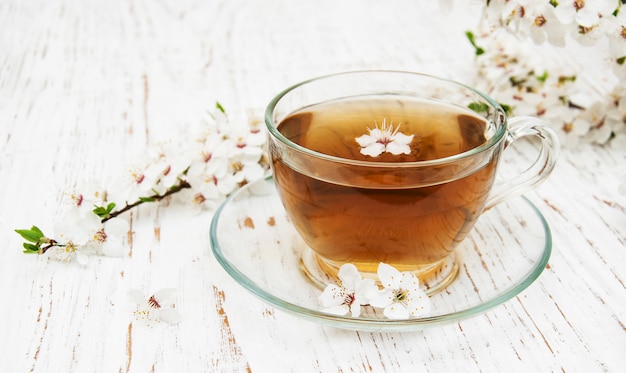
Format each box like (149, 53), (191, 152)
(270, 96), (496, 275)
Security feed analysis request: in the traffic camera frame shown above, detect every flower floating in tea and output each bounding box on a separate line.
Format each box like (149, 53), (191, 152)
(355, 119), (414, 157)
(319, 262), (431, 319)
(318, 263), (377, 317)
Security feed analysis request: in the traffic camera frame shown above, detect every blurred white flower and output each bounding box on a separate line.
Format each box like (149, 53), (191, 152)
(128, 288), (183, 325)
(46, 241), (89, 265)
(554, 0), (615, 28)
(526, 3), (567, 46)
(95, 218), (129, 257)
(110, 165), (156, 204)
(54, 205), (102, 245)
(605, 9), (626, 60)
(142, 142), (189, 196)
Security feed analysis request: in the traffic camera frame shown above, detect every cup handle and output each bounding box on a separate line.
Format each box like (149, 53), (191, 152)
(485, 116), (560, 210)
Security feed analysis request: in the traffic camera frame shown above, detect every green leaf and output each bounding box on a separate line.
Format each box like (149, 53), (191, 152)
(617, 56), (625, 66)
(15, 226), (44, 243)
(31, 225), (44, 237)
(468, 102), (489, 113)
(558, 75), (577, 84)
(465, 31), (485, 56)
(509, 76), (526, 87)
(139, 197), (156, 202)
(215, 101), (226, 114)
(500, 103), (513, 116)
(22, 242), (40, 254)
(93, 202), (117, 218)
(536, 71), (549, 83)
(93, 205), (108, 217)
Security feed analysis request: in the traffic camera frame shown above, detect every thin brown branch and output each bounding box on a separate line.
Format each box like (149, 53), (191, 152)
(101, 179), (192, 223)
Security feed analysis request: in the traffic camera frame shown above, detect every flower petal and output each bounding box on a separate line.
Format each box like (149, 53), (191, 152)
(392, 132), (414, 144)
(359, 143), (385, 157)
(366, 288), (394, 308)
(384, 304), (410, 320)
(158, 308), (183, 324)
(355, 134), (375, 147)
(398, 271), (421, 293)
(322, 305), (350, 316)
(554, 4), (575, 24)
(354, 278), (378, 304)
(386, 141), (411, 155)
(377, 262), (401, 289)
(576, 7), (599, 28)
(104, 217), (130, 235)
(128, 289), (148, 305)
(154, 288), (178, 305)
(319, 284), (345, 307)
(406, 290), (432, 318)
(337, 263), (361, 290)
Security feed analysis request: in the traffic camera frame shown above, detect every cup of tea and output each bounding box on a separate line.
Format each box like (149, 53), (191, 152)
(264, 71), (559, 293)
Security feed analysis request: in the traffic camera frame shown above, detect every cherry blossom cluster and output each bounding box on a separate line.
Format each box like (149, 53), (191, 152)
(15, 104), (270, 264)
(319, 262), (431, 320)
(469, 0), (626, 149)
(483, 1), (624, 48)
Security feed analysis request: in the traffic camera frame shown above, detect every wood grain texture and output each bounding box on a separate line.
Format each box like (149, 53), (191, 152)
(0, 0), (624, 372)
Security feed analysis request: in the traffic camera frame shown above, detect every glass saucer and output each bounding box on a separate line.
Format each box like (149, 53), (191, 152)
(210, 177), (552, 332)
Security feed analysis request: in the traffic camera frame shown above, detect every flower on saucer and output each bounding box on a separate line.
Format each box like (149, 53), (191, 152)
(367, 262), (431, 320)
(128, 288), (183, 325)
(318, 263), (376, 317)
(355, 119), (414, 157)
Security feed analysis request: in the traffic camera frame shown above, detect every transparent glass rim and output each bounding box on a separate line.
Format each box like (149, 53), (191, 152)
(264, 70), (508, 169)
(209, 177), (552, 331)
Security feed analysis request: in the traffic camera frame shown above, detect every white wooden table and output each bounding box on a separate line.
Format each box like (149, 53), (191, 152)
(1, 1), (624, 371)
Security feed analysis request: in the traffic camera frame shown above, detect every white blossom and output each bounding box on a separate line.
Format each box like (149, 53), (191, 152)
(526, 3), (567, 46)
(142, 141), (189, 195)
(46, 240), (89, 265)
(355, 119), (414, 157)
(95, 218), (129, 257)
(128, 288), (183, 325)
(605, 9), (626, 60)
(554, 0), (615, 28)
(366, 263), (431, 320)
(318, 264), (376, 317)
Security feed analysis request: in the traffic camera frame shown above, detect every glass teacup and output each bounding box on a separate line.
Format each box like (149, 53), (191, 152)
(265, 71), (559, 292)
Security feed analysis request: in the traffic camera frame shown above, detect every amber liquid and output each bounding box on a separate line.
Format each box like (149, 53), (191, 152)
(272, 97), (496, 274)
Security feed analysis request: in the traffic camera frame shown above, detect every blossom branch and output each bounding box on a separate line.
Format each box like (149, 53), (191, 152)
(99, 177), (191, 223)
(14, 103), (270, 262)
